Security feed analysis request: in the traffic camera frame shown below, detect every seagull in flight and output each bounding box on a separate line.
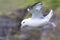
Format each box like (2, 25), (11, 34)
(21, 2), (53, 28)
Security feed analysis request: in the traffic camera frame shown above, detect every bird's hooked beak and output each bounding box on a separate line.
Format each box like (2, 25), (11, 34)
(21, 25), (24, 29)
(21, 25), (29, 29)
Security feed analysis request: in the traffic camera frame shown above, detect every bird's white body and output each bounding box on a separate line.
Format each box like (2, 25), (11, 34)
(21, 2), (53, 28)
(21, 10), (53, 28)
(21, 18), (47, 27)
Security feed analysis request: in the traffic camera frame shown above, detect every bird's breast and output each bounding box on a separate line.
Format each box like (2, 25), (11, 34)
(27, 19), (47, 27)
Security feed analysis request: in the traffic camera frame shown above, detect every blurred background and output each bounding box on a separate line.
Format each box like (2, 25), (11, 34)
(0, 0), (60, 40)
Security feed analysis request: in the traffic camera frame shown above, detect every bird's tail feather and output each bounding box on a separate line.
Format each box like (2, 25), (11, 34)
(49, 15), (60, 26)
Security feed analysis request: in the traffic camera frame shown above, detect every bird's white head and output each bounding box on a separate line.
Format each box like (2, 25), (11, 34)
(21, 19), (28, 28)
(21, 18), (31, 28)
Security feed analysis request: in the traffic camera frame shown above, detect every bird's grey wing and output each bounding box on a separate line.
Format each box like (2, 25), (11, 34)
(27, 8), (44, 18)
(27, 2), (44, 18)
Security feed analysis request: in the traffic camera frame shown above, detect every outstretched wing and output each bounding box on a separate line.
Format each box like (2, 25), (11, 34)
(44, 10), (53, 22)
(27, 2), (44, 19)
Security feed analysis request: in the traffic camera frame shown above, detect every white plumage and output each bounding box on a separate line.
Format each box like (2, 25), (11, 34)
(21, 2), (53, 28)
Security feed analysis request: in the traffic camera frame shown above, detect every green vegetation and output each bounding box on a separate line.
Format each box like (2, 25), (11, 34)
(0, 0), (60, 40)
(0, 0), (60, 12)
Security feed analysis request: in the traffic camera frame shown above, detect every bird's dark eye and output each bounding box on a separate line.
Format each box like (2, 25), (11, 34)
(23, 22), (25, 23)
